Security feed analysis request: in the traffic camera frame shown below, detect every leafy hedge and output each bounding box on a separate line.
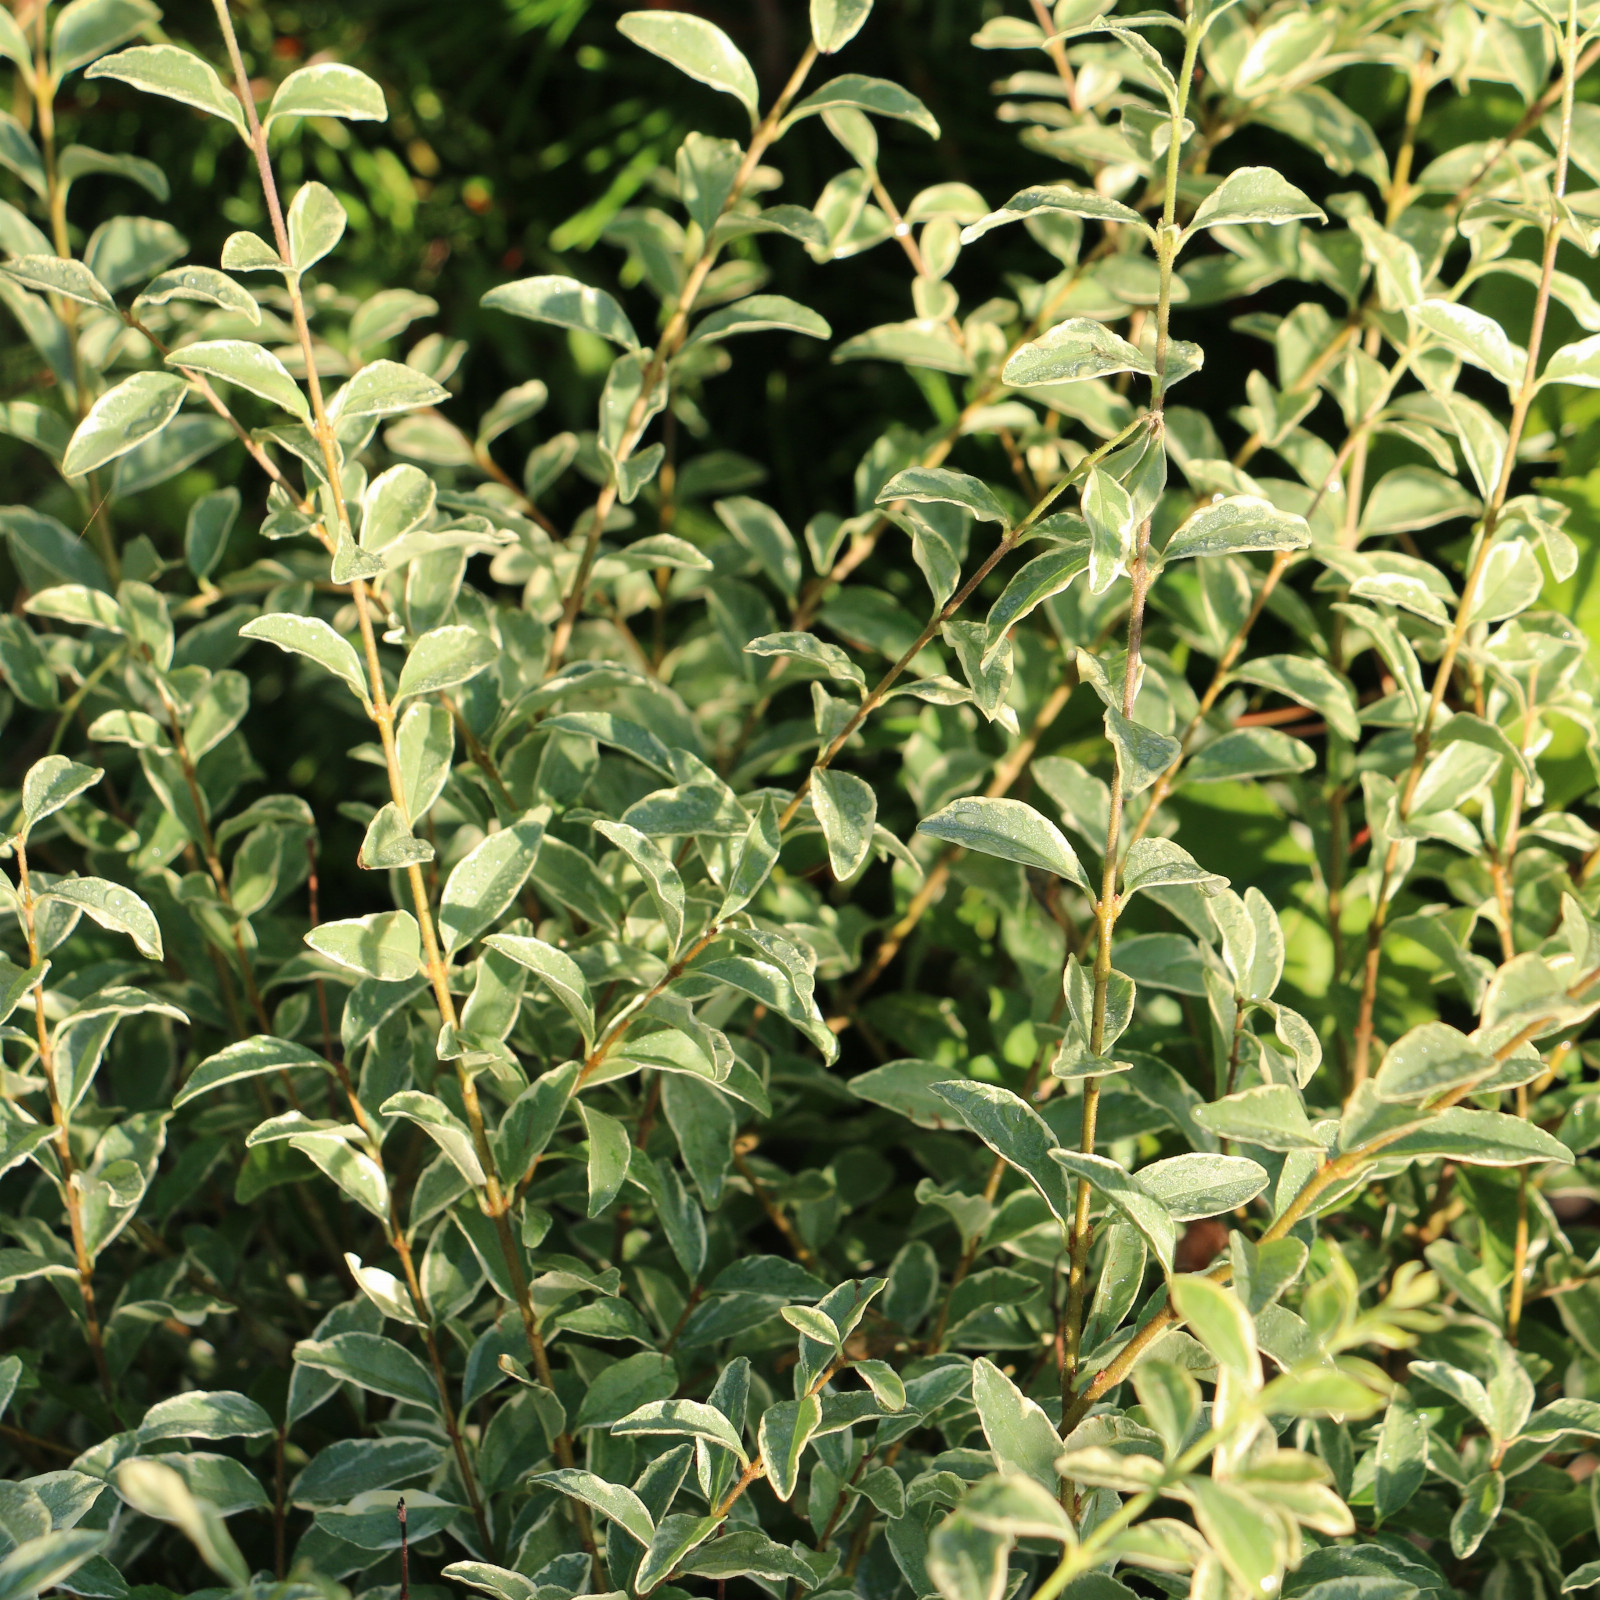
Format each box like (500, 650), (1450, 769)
(1, 2), (1600, 1599)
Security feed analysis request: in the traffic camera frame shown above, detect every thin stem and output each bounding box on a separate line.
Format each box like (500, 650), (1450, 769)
(779, 415), (1147, 834)
(839, 659), (1077, 1012)
(547, 43), (820, 675)
(206, 2), (595, 1569)
(1123, 340), (1417, 859)
(1350, 9), (1581, 1088)
(30, 28), (118, 582)
(1065, 960), (1600, 1431)
(333, 1062), (493, 1551)
(1061, 13), (1202, 1406)
(14, 839), (111, 1395)
(1508, 1085), (1531, 1343)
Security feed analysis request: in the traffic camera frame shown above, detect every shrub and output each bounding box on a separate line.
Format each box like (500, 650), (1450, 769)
(1, 0), (1600, 1597)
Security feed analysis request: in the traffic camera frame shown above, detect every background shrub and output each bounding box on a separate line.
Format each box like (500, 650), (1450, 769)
(1, 2), (1600, 1599)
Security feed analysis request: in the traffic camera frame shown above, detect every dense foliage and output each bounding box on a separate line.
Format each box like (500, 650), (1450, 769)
(6, 1), (1600, 1598)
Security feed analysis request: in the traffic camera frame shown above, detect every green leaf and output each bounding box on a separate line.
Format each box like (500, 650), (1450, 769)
(1084, 466), (1135, 594)
(687, 294), (831, 346)
(482, 934), (595, 1047)
(1188, 167), (1326, 231)
(1414, 299), (1525, 389)
(166, 340), (310, 422)
(139, 1389), (274, 1441)
(52, 0), (161, 77)
(759, 1395), (822, 1501)
(175, 1035), (329, 1108)
(787, 75), (940, 139)
(964, 184), (1149, 244)
(618, 11), (758, 115)
(1375, 1108), (1574, 1167)
(0, 1531), (104, 1600)
(1050, 1149), (1176, 1271)
(331, 360), (450, 422)
(594, 821), (685, 954)
(382, 1091), (485, 1187)
(266, 62), (387, 125)
(137, 264), (259, 325)
(930, 1079), (1074, 1224)
(917, 797), (1090, 891)
(575, 1352), (678, 1430)
(782, 1304), (842, 1346)
(217, 232), (286, 281)
(1374, 1022), (1496, 1104)
(0, 959), (44, 1027)
(544, 712), (674, 777)
(393, 703), (454, 826)
(317, 1491), (458, 1550)
(284, 181), (346, 272)
(811, 0), (873, 52)
(1182, 726), (1315, 784)
(289, 1131), (391, 1220)
(482, 274), (639, 348)
(960, 1473), (1077, 1542)
(1002, 317), (1153, 386)
(0, 112), (45, 196)
(1230, 654), (1360, 742)
(1169, 1276), (1256, 1380)
(1450, 1470), (1503, 1560)
(293, 1331), (439, 1409)
(114, 1460), (248, 1589)
(0, 616), (58, 710)
(679, 1530), (819, 1587)
(532, 1470), (655, 1547)
(438, 817), (545, 955)
(856, 1359), (906, 1411)
(0, 10), (30, 75)
(1, 254), (116, 311)
(637, 1514), (721, 1594)
(1193, 1084), (1323, 1152)
(39, 877), (162, 959)
(61, 371), (186, 478)
(1374, 1389), (1428, 1525)
(184, 487), (241, 580)
(983, 542), (1090, 651)
(1104, 706), (1180, 796)
(1542, 332), (1600, 388)
(925, 1516), (1010, 1600)
(29, 584), (123, 633)
(715, 496), (802, 599)
(358, 803), (432, 871)
(970, 1358), (1060, 1490)
(18, 756), (102, 839)
(1565, 1559), (1600, 1593)
(1121, 838), (1224, 897)
(812, 769), (877, 880)
(58, 142), (168, 202)
(291, 1438), (444, 1509)
(1137, 1153), (1268, 1219)
(305, 911), (422, 981)
(579, 1102), (632, 1217)
(613, 1397), (750, 1462)
(1163, 496), (1311, 561)
(239, 613), (369, 707)
(85, 45), (248, 137)
(745, 632), (866, 693)
(1184, 1478), (1285, 1597)
(877, 466), (1010, 525)
(395, 624), (497, 704)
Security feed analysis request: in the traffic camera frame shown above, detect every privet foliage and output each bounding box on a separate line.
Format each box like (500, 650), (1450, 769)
(6, 0), (1600, 1598)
